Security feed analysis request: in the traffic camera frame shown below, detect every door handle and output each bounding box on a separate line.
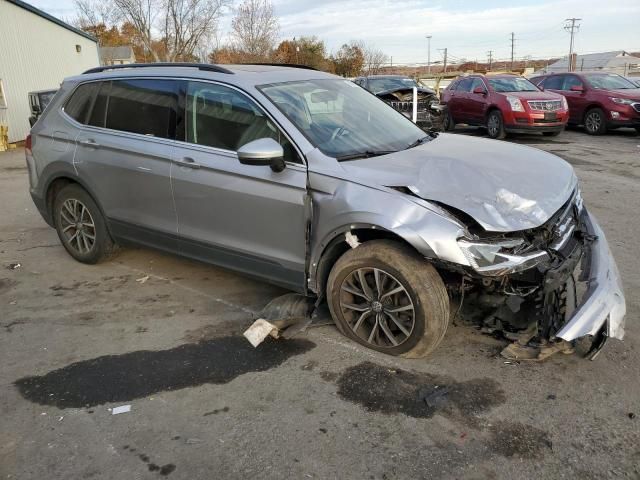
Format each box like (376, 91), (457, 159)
(79, 139), (100, 147)
(175, 157), (200, 169)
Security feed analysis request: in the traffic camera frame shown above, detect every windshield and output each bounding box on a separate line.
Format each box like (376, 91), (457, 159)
(488, 77), (539, 92)
(259, 79), (428, 160)
(585, 73), (637, 90)
(367, 77), (417, 94)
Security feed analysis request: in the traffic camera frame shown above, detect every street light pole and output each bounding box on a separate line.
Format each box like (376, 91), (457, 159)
(426, 35), (432, 75)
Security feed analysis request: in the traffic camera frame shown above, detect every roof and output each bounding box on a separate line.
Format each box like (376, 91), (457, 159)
(547, 51), (639, 70)
(99, 46), (135, 60)
(6, 0), (97, 42)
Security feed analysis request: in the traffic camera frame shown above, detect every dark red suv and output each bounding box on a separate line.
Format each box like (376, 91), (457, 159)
(530, 72), (640, 135)
(441, 74), (569, 139)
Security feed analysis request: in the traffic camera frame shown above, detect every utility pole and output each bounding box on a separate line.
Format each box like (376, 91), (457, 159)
(426, 35), (432, 75)
(564, 18), (581, 72)
(487, 50), (493, 71)
(510, 32), (515, 70)
(439, 48), (448, 73)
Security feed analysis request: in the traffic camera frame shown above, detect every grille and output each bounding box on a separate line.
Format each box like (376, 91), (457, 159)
(388, 100), (430, 112)
(528, 100), (563, 112)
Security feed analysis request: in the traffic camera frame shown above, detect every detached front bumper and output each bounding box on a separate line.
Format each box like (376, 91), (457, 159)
(555, 212), (626, 342)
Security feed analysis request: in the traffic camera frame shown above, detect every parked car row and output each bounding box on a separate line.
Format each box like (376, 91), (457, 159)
(439, 72), (640, 139)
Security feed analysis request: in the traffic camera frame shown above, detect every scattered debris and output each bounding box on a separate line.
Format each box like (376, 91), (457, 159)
(629, 412), (636, 420)
(136, 275), (150, 284)
(417, 386), (449, 408)
(186, 438), (203, 444)
(345, 231), (360, 249)
(501, 340), (574, 362)
(112, 404), (131, 415)
(7, 262), (21, 270)
(547, 394), (557, 400)
(243, 319), (279, 347)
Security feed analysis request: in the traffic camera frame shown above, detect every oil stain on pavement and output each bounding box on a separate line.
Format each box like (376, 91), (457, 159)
(336, 361), (551, 458)
(14, 336), (315, 408)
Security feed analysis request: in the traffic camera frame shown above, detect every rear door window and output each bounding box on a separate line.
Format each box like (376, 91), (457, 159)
(87, 81), (111, 128)
(105, 79), (178, 139)
(562, 75), (583, 90)
(64, 83), (99, 124)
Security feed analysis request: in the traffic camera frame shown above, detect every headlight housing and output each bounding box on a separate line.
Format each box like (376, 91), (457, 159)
(457, 237), (549, 276)
(506, 96), (525, 112)
(561, 96), (568, 110)
(610, 97), (634, 105)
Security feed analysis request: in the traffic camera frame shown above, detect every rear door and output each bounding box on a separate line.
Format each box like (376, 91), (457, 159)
(73, 78), (178, 248)
(170, 80), (308, 291)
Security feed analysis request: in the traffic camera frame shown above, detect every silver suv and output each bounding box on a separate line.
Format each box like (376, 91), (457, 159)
(26, 63), (626, 358)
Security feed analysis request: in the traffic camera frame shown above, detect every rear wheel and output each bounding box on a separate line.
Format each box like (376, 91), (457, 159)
(53, 184), (117, 264)
(327, 240), (449, 358)
(443, 108), (456, 131)
(486, 110), (506, 139)
(584, 108), (607, 135)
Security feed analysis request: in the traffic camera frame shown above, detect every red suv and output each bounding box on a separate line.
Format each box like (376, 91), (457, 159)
(530, 72), (640, 135)
(441, 74), (569, 139)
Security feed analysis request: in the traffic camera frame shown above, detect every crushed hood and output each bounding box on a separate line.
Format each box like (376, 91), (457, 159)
(339, 134), (577, 232)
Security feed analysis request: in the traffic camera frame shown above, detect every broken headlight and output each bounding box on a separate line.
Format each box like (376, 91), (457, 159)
(457, 237), (549, 276)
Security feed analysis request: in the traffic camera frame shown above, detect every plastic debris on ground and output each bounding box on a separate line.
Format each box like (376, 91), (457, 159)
(111, 405), (131, 415)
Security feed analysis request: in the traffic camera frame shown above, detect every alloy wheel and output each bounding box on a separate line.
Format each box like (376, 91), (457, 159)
(339, 268), (416, 348)
(585, 111), (601, 133)
(487, 114), (500, 137)
(59, 199), (96, 255)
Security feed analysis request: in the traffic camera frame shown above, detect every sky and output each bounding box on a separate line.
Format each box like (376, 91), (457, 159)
(28, 0), (640, 65)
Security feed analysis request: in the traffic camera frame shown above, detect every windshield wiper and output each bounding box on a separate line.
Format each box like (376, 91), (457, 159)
(336, 150), (395, 161)
(405, 136), (430, 150)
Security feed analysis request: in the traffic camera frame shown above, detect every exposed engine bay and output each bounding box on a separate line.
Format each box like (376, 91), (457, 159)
(375, 87), (445, 132)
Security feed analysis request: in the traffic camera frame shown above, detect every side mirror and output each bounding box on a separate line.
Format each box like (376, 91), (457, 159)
(472, 86), (486, 95)
(237, 138), (286, 173)
(570, 85), (584, 92)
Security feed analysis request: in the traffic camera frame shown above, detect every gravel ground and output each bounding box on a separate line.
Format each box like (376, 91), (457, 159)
(1, 127), (639, 480)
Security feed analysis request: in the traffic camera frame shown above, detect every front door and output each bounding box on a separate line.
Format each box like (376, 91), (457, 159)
(73, 78), (179, 248)
(171, 80), (308, 291)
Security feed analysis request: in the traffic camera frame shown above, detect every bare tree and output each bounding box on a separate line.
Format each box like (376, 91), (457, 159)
(231, 0), (279, 60)
(360, 43), (389, 75)
(75, 0), (229, 62)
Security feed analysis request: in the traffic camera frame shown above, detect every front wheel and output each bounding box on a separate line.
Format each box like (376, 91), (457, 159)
(486, 110), (506, 139)
(584, 108), (607, 135)
(53, 184), (117, 264)
(327, 240), (450, 358)
(443, 108), (456, 132)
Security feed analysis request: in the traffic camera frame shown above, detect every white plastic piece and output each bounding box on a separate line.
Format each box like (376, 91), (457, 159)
(112, 405), (131, 415)
(412, 86), (418, 123)
(243, 319), (278, 347)
(345, 232), (361, 249)
(136, 275), (149, 284)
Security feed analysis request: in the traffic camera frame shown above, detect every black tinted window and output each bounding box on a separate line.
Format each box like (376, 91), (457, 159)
(186, 81), (301, 163)
(106, 79), (178, 139)
(542, 75), (564, 90)
(64, 83), (98, 123)
(88, 81), (111, 128)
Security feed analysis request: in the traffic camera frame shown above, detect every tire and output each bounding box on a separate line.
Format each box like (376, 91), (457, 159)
(326, 240), (450, 358)
(486, 110), (506, 139)
(53, 184), (117, 264)
(443, 108), (456, 132)
(542, 131), (561, 137)
(584, 108), (607, 135)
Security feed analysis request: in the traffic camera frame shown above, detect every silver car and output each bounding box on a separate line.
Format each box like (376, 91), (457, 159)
(26, 63), (626, 358)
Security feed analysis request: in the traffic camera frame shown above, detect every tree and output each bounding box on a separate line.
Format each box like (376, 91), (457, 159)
(332, 42), (364, 77)
(274, 36), (331, 71)
(74, 0), (229, 62)
(361, 43), (389, 75)
(231, 0), (279, 61)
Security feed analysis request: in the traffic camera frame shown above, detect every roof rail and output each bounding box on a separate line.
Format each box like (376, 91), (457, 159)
(240, 63), (318, 71)
(82, 63), (234, 75)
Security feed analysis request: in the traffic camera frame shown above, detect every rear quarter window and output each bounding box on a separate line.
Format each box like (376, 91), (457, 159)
(64, 83), (100, 124)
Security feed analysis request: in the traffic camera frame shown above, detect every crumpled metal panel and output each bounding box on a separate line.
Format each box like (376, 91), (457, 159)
(556, 212), (626, 341)
(339, 133), (578, 232)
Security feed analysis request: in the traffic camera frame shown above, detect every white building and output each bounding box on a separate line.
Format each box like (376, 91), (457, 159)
(0, 0), (99, 143)
(536, 51), (640, 77)
(99, 46), (136, 66)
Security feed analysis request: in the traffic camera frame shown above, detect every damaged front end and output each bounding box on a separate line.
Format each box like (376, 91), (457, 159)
(376, 87), (444, 132)
(450, 190), (626, 360)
